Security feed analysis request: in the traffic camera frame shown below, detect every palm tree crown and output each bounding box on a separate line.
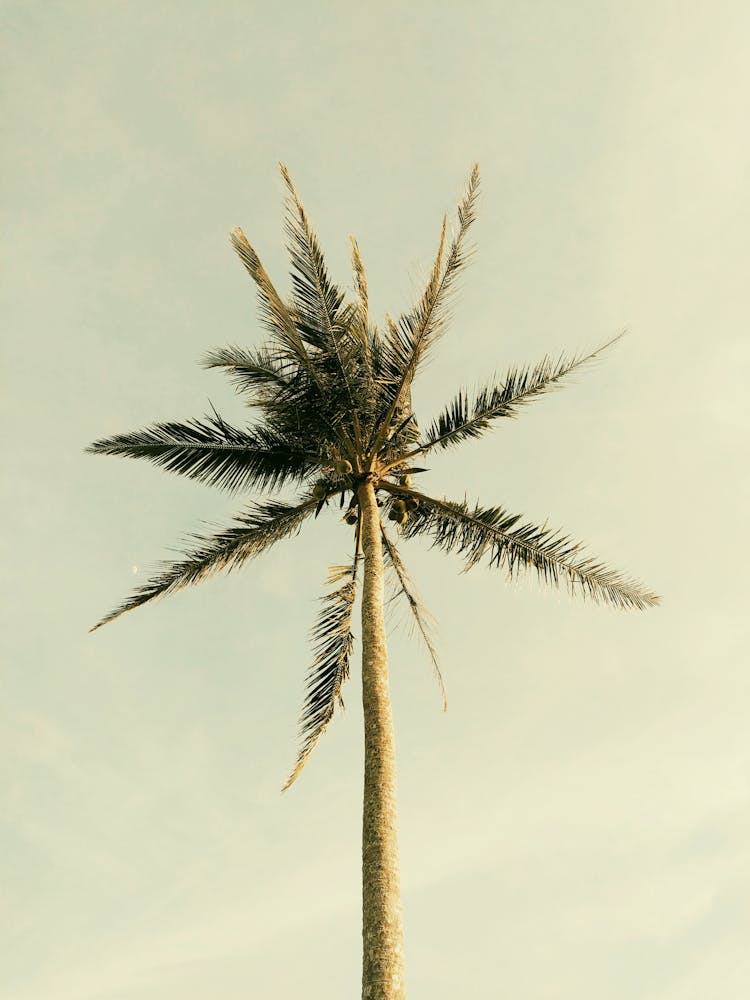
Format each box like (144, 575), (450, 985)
(88, 163), (659, 789)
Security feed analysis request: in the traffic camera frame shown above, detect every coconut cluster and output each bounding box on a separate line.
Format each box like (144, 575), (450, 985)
(312, 464), (419, 530)
(387, 499), (408, 525)
(383, 473), (419, 526)
(312, 457), (356, 502)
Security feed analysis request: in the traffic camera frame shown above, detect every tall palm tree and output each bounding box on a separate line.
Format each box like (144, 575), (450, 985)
(88, 164), (659, 1000)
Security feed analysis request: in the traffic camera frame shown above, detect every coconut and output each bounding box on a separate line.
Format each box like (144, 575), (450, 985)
(405, 498), (419, 511)
(334, 459), (353, 475)
(399, 474), (412, 488)
(312, 481), (327, 500)
(397, 510), (409, 526)
(388, 499), (406, 521)
(344, 509), (358, 525)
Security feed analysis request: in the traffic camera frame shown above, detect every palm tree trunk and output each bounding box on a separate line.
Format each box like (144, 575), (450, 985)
(357, 479), (406, 1000)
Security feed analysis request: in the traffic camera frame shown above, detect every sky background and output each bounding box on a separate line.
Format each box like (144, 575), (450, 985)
(2, 2), (749, 998)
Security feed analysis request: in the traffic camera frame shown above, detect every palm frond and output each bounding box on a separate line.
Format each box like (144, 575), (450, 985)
(416, 335), (624, 455)
(202, 344), (298, 404)
(203, 344), (355, 456)
(87, 413), (318, 493)
(231, 225), (343, 435)
(349, 235), (375, 375)
(279, 165), (345, 345)
(350, 235), (369, 330)
(279, 162), (362, 415)
(282, 552), (360, 790)
(380, 524), (446, 711)
(278, 168), (374, 458)
(229, 227), (305, 361)
(369, 223), (445, 450)
(371, 164), (480, 453)
(392, 488), (660, 610)
(90, 498), (318, 631)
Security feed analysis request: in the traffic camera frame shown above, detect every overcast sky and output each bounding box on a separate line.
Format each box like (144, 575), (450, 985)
(2, 2), (749, 998)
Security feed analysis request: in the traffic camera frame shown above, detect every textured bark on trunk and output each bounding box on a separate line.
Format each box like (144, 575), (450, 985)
(357, 479), (406, 1000)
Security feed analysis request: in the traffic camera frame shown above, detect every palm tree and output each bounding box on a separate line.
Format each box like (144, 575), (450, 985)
(88, 164), (659, 1000)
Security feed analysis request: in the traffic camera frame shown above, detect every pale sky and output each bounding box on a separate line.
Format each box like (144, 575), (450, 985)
(2, 2), (749, 998)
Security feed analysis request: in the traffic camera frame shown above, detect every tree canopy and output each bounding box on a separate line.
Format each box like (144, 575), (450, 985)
(89, 164), (659, 787)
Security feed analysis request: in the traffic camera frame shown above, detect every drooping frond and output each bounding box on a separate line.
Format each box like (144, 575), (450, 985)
(87, 413), (318, 493)
(392, 488), (660, 610)
(380, 524), (446, 711)
(371, 164), (480, 453)
(416, 335), (624, 456)
(282, 552), (360, 790)
(90, 498), (318, 631)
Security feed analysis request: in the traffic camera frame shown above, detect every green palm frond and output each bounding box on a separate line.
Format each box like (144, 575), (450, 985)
(280, 164), (367, 440)
(87, 413), (318, 493)
(380, 525), (446, 711)
(231, 225), (340, 428)
(90, 497), (318, 631)
(283, 553), (360, 790)
(378, 220), (446, 381)
(202, 344), (354, 455)
(414, 336), (624, 456)
(202, 344), (298, 405)
(369, 225), (445, 453)
(229, 227), (305, 361)
(371, 164), (480, 454)
(350, 235), (369, 333)
(392, 488), (660, 610)
(347, 237), (379, 444)
(279, 164), (347, 353)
